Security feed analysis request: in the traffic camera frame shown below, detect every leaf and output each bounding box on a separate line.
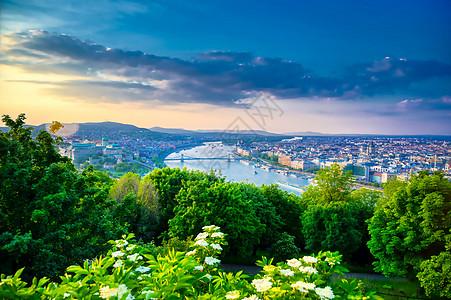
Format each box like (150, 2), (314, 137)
(66, 266), (89, 275)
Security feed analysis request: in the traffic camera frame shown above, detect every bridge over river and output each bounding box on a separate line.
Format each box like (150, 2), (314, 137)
(165, 153), (242, 162)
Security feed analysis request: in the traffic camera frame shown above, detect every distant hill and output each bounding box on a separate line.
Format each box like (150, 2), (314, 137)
(150, 126), (285, 137)
(149, 126), (201, 136)
(1, 122), (166, 140)
(284, 131), (327, 136)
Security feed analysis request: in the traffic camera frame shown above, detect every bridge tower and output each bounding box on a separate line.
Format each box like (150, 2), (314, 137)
(227, 153), (231, 162)
(181, 153), (184, 163)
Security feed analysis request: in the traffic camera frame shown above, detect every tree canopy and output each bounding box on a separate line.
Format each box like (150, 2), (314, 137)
(0, 114), (128, 279)
(368, 171), (451, 298)
(300, 164), (380, 262)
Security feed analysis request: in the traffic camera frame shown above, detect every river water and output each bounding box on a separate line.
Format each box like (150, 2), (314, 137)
(164, 142), (311, 195)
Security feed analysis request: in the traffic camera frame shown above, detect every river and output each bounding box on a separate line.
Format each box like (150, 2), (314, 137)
(164, 142), (312, 195)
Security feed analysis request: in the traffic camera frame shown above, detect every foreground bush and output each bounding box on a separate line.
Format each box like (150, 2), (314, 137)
(0, 226), (379, 299)
(0, 114), (129, 279)
(368, 171), (451, 298)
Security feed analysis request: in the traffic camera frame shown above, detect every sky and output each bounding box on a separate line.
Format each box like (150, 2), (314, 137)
(1, 0), (450, 135)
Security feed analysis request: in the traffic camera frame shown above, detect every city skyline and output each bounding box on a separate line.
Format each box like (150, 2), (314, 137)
(1, 0), (451, 135)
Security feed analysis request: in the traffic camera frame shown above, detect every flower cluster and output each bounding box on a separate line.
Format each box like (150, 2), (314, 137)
(251, 277), (273, 292)
(186, 224), (227, 271)
(0, 229), (376, 300)
(99, 284), (133, 299)
(246, 251), (349, 299)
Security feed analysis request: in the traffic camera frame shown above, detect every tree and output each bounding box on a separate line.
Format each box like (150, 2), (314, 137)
(302, 164), (354, 204)
(302, 202), (361, 258)
(168, 180), (265, 256)
(260, 184), (305, 247)
(300, 164), (379, 261)
(367, 171), (451, 297)
(109, 172), (141, 201)
(109, 173), (160, 241)
(236, 182), (283, 251)
(0, 114), (128, 279)
(144, 167), (223, 239)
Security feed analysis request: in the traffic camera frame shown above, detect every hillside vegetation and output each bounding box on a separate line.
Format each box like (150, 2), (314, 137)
(1, 114), (450, 299)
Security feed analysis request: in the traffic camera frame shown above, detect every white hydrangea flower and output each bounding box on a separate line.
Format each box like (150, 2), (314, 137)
(63, 293), (71, 298)
(117, 284), (128, 298)
(196, 232), (209, 240)
(299, 266), (318, 274)
(211, 232), (224, 238)
(225, 290), (240, 299)
(111, 251), (125, 257)
(315, 286), (335, 299)
(251, 277), (273, 292)
(141, 290), (154, 294)
(185, 249), (197, 256)
(194, 265), (204, 271)
(194, 239), (209, 247)
(243, 295), (261, 300)
(287, 258), (302, 268)
(135, 266), (151, 273)
(211, 243), (222, 250)
(279, 268), (295, 277)
(100, 286), (118, 299)
(242, 295), (261, 300)
(202, 225), (220, 230)
(126, 245), (136, 251)
(303, 256), (318, 263)
(205, 256), (221, 265)
(127, 253), (142, 261)
(113, 260), (123, 268)
(115, 240), (128, 248)
(291, 281), (316, 293)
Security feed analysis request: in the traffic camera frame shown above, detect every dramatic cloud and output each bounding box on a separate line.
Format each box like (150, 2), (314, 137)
(2, 30), (451, 107)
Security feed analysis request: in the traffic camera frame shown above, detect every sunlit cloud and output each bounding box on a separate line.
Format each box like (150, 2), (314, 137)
(2, 30), (451, 110)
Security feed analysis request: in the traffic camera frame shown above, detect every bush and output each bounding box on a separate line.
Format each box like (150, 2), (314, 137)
(0, 226), (379, 300)
(271, 232), (300, 261)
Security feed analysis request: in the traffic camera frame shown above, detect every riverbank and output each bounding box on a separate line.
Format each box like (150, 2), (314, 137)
(235, 153), (383, 192)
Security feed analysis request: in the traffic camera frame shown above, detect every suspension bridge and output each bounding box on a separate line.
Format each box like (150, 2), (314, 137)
(165, 153), (241, 162)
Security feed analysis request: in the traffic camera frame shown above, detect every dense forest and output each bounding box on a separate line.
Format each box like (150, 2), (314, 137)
(0, 114), (450, 299)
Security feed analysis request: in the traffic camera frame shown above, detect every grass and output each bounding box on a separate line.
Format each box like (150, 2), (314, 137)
(341, 276), (446, 300)
(357, 278), (420, 299)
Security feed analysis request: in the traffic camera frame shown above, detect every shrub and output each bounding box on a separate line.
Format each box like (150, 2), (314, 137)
(271, 232), (300, 261)
(0, 226), (379, 300)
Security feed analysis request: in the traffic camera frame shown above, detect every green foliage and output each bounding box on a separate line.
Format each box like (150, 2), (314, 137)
(161, 236), (193, 255)
(0, 226), (376, 300)
(113, 162), (144, 174)
(302, 164), (354, 204)
(300, 164), (380, 261)
(302, 202), (361, 258)
(0, 114), (128, 279)
(144, 167), (223, 239)
(260, 184), (305, 247)
(109, 173), (160, 242)
(368, 171), (451, 298)
(110, 172), (141, 202)
(271, 232), (300, 261)
(168, 180), (265, 256)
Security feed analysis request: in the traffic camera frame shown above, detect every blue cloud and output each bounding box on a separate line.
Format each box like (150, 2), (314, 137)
(3, 31), (451, 107)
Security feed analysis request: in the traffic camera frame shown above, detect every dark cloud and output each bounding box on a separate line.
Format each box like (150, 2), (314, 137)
(362, 96), (451, 119)
(343, 57), (451, 97)
(3, 30), (451, 106)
